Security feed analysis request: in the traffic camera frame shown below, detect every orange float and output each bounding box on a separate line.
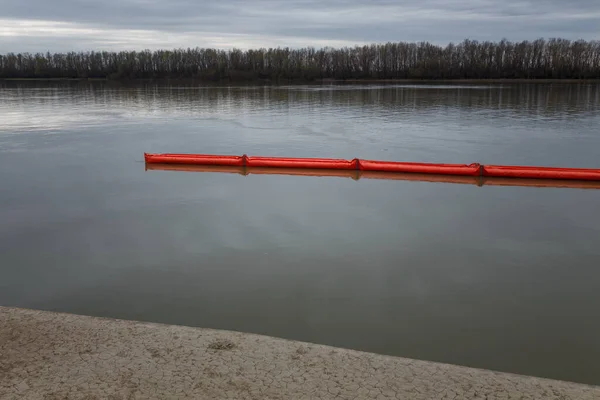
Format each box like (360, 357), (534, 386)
(144, 153), (600, 182)
(358, 160), (481, 176)
(144, 153), (245, 166)
(246, 156), (357, 170)
(482, 165), (600, 181)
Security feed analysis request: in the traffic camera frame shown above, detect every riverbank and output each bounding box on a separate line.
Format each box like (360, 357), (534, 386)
(1, 307), (598, 399)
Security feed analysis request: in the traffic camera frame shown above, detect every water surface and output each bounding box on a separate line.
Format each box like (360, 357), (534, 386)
(1, 82), (599, 384)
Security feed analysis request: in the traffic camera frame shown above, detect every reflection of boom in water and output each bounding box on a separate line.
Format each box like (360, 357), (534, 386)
(144, 164), (600, 190)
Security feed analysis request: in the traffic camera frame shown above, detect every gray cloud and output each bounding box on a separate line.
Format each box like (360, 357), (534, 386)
(0, 0), (599, 52)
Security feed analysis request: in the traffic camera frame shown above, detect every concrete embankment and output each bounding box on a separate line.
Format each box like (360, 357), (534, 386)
(1, 306), (598, 399)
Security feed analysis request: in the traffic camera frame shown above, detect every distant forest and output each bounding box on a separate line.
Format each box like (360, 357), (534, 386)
(1, 39), (599, 81)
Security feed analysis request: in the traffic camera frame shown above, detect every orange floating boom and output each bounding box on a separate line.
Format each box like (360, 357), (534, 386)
(144, 153), (600, 181)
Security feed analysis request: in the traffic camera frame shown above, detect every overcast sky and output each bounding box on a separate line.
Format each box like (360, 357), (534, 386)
(1, 0), (599, 53)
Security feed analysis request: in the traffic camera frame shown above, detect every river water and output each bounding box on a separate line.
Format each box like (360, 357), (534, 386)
(1, 82), (599, 385)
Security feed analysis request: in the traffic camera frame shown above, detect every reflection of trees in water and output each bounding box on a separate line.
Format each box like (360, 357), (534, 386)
(1, 82), (599, 120)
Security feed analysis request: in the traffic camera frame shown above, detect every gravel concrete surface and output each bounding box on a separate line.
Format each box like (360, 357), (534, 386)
(1, 306), (598, 399)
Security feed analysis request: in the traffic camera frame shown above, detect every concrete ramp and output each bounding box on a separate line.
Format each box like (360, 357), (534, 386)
(1, 307), (598, 399)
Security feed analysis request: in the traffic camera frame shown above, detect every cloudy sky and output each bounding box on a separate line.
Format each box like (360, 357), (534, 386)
(1, 0), (599, 52)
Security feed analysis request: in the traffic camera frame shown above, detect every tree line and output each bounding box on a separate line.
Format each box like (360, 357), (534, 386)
(1, 39), (599, 81)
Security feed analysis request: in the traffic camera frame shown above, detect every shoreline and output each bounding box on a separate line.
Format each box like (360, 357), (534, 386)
(1, 306), (598, 399)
